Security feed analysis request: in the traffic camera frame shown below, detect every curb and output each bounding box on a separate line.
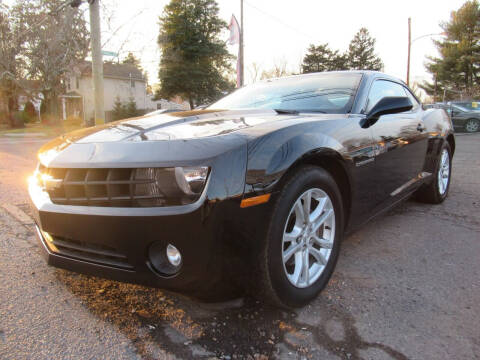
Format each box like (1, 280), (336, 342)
(1, 204), (34, 225)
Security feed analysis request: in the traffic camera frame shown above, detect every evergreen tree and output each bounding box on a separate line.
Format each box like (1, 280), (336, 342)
(420, 0), (480, 101)
(347, 28), (383, 71)
(112, 97), (125, 121)
(112, 97), (140, 121)
(302, 44), (347, 73)
(122, 52), (142, 70)
(125, 98), (139, 118)
(155, 0), (234, 109)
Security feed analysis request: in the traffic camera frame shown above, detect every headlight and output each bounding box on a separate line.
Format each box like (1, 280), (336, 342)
(134, 166), (209, 206)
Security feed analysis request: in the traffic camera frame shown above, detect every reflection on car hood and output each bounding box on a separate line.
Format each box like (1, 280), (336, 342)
(36, 109), (349, 167)
(62, 109), (296, 144)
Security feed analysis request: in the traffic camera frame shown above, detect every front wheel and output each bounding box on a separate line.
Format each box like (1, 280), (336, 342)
(255, 166), (343, 308)
(464, 118), (479, 133)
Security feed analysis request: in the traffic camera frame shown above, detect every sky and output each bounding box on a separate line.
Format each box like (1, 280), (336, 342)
(97, 0), (465, 88)
(5, 0), (467, 87)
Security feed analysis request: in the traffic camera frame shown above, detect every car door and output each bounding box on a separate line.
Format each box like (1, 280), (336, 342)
(366, 79), (428, 211)
(450, 105), (469, 129)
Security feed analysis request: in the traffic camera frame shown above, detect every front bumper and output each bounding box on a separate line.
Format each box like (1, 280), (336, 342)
(29, 178), (246, 296)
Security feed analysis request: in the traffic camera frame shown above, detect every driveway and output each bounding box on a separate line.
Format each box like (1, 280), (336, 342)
(0, 134), (479, 359)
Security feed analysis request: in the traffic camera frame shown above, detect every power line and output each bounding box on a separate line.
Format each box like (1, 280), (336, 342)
(243, 0), (317, 42)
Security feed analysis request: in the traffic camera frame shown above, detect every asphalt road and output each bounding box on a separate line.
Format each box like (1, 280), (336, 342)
(0, 133), (479, 360)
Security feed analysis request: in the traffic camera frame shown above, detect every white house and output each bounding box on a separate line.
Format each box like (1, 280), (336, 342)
(144, 94), (189, 112)
(62, 61), (189, 123)
(62, 61), (147, 123)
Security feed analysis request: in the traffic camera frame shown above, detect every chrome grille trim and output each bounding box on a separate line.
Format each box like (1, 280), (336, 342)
(40, 167), (166, 207)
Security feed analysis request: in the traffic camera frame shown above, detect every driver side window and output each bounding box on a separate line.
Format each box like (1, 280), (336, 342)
(366, 80), (407, 113)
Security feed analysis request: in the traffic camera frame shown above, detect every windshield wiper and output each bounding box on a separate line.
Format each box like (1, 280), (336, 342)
(273, 109), (327, 114)
(273, 109), (299, 114)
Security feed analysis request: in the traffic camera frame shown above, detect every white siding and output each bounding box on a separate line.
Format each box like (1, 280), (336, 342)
(76, 76), (146, 121)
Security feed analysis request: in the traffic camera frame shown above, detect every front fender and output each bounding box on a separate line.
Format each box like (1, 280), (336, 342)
(245, 122), (345, 192)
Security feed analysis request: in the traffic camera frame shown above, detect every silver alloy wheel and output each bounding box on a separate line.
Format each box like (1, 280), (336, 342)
(465, 119), (479, 133)
(438, 148), (450, 195)
(282, 188), (335, 288)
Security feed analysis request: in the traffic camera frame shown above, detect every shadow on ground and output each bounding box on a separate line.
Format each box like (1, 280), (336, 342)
(55, 268), (409, 360)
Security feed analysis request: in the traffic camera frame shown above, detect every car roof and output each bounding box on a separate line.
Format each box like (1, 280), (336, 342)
(259, 70), (405, 86)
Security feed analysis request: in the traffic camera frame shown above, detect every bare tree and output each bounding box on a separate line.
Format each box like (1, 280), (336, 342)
(248, 62), (262, 83)
(260, 59), (292, 80)
(0, 4), (26, 126)
(12, 0), (89, 122)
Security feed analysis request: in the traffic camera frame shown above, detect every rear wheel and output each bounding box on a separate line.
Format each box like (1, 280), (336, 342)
(256, 166), (343, 308)
(415, 142), (452, 204)
(464, 118), (479, 133)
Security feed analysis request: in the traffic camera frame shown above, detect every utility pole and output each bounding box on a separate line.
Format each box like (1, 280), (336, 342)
(89, 0), (105, 125)
(239, 0), (244, 87)
(406, 17), (411, 86)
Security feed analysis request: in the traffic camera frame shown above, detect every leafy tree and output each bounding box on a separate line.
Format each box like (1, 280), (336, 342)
(420, 0), (480, 101)
(302, 44), (348, 73)
(12, 0), (89, 122)
(156, 0), (234, 109)
(347, 28), (383, 71)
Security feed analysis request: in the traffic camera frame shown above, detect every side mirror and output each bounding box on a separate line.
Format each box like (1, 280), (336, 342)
(365, 96), (413, 126)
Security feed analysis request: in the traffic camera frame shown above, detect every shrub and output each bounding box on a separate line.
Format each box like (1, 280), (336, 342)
(12, 111), (27, 128)
(23, 101), (37, 123)
(112, 97), (141, 121)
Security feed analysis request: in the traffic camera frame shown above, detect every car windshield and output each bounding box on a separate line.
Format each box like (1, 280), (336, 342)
(452, 104), (469, 112)
(208, 72), (362, 114)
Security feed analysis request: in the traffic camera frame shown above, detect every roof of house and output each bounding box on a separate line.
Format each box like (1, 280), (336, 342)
(75, 61), (145, 81)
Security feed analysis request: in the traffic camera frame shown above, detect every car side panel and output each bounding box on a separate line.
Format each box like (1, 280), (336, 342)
(243, 115), (378, 230)
(421, 108), (455, 174)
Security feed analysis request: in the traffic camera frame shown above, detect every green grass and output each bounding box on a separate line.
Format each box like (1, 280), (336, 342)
(0, 122), (83, 137)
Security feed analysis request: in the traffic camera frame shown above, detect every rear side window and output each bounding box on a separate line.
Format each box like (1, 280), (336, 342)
(366, 80), (407, 113)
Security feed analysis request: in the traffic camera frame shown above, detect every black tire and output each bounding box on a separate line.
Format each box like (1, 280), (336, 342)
(415, 142), (452, 204)
(464, 118), (480, 133)
(255, 165), (344, 308)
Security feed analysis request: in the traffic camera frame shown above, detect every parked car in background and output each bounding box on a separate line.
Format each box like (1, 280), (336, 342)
(425, 102), (480, 133)
(29, 71), (454, 308)
(451, 101), (480, 112)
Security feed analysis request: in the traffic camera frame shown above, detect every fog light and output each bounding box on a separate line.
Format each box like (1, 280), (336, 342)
(166, 244), (182, 267)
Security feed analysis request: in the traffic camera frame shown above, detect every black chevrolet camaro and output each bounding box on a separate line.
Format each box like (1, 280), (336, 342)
(29, 71), (454, 308)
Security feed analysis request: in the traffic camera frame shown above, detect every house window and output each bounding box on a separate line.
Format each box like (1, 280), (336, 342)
(130, 73), (135, 88)
(75, 76), (79, 89)
(66, 78), (71, 91)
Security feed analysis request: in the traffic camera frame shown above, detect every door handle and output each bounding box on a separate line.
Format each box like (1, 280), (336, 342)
(417, 124), (426, 132)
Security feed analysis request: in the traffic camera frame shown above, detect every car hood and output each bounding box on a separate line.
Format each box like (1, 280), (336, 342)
(58, 109), (299, 144)
(37, 109), (348, 168)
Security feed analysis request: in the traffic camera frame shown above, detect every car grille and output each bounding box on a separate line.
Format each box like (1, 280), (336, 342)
(39, 166), (163, 207)
(42, 230), (133, 270)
